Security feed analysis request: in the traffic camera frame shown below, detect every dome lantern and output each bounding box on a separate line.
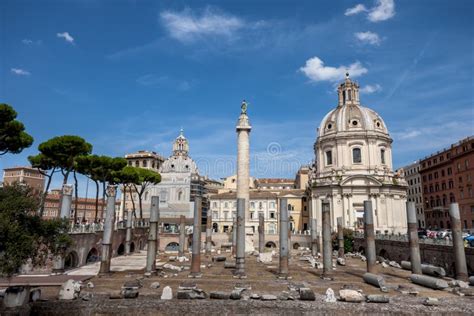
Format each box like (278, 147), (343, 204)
(337, 72), (360, 107)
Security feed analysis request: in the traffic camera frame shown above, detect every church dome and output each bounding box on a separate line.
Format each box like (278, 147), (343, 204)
(318, 74), (389, 138)
(161, 155), (198, 173)
(160, 129), (198, 174)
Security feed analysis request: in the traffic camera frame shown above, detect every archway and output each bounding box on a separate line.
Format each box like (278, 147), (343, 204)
(165, 242), (179, 251)
(292, 243), (300, 250)
(379, 249), (389, 260)
(130, 242), (135, 253)
(117, 244), (125, 256)
(64, 251), (79, 269)
(265, 241), (277, 249)
(86, 248), (99, 264)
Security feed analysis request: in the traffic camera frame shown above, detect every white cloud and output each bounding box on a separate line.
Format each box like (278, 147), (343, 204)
(360, 84), (382, 94)
(160, 7), (244, 42)
(345, 4), (367, 16)
(368, 0), (395, 22)
(57, 32), (75, 44)
(355, 31), (381, 45)
(299, 57), (368, 82)
(11, 68), (31, 76)
(22, 39), (42, 45)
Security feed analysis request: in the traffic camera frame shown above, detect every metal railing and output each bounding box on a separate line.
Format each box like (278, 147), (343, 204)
(69, 219), (150, 234)
(353, 231), (457, 246)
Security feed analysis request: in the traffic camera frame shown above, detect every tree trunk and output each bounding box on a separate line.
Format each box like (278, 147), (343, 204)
(102, 181), (106, 220)
(128, 186), (136, 219)
(94, 180), (99, 222)
(73, 171), (79, 223)
(133, 184), (144, 219)
(39, 168), (56, 217)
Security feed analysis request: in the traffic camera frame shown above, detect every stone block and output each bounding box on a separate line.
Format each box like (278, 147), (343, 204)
(150, 282), (161, 289)
(30, 288), (41, 302)
(339, 289), (365, 303)
(212, 256), (227, 262)
(299, 288), (315, 301)
(59, 280), (81, 300)
(4, 286), (30, 308)
(210, 291), (230, 299)
(423, 297), (439, 306)
(161, 286), (173, 300)
(366, 295), (389, 303)
(257, 252), (273, 264)
(261, 294), (277, 301)
(325, 288), (336, 303)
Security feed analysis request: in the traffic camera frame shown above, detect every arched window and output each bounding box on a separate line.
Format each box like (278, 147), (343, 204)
(259, 202), (263, 209)
(178, 191), (183, 201)
(287, 203), (292, 211)
(224, 202), (228, 208)
(381, 149), (386, 164)
(352, 148), (362, 163)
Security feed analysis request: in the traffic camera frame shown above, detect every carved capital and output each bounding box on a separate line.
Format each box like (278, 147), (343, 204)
(106, 185), (117, 197)
(62, 184), (73, 196)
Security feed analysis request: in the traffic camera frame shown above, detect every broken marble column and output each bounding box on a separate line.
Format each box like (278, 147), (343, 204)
(410, 274), (449, 290)
(235, 101), (251, 278)
(59, 184), (73, 219)
(311, 218), (318, 257)
(406, 201), (422, 275)
(179, 215), (186, 257)
(363, 273), (388, 292)
(279, 198), (289, 277)
(364, 200), (376, 274)
(125, 211), (133, 255)
(449, 203), (468, 281)
(322, 200), (332, 275)
(145, 196), (159, 275)
(205, 210), (212, 255)
(258, 212), (265, 254)
(337, 217), (344, 258)
(99, 185), (118, 275)
(190, 197), (202, 278)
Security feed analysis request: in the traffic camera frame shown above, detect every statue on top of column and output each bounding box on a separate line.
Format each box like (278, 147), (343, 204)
(241, 100), (248, 114)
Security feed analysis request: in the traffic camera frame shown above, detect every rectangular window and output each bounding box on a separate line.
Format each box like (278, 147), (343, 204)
(325, 151), (333, 165)
(447, 167), (452, 175)
(353, 148), (362, 163)
(380, 149), (386, 164)
(270, 212), (275, 219)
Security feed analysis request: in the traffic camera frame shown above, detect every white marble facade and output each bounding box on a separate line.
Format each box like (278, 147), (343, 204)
(140, 130), (197, 219)
(310, 74), (407, 234)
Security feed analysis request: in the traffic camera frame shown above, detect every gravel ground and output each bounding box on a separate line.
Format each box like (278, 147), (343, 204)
(2, 251), (473, 315)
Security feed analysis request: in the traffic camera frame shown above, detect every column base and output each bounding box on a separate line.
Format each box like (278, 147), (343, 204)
(277, 274), (292, 280)
(188, 272), (202, 278)
(144, 271), (157, 277)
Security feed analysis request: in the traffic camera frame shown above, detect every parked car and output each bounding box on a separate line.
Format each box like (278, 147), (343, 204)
(464, 235), (474, 247)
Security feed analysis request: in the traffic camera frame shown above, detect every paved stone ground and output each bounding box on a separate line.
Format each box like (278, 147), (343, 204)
(2, 250), (473, 315)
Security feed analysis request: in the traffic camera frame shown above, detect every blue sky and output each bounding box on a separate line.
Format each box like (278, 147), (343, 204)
(1, 0), (473, 195)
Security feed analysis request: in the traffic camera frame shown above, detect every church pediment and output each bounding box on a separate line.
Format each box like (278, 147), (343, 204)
(340, 175), (382, 187)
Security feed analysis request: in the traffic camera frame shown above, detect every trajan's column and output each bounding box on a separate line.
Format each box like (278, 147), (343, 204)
(235, 100), (251, 277)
